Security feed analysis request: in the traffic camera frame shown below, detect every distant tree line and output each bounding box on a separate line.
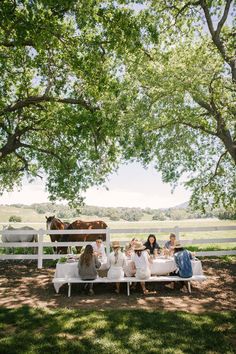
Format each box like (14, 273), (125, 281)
(8, 203), (236, 221)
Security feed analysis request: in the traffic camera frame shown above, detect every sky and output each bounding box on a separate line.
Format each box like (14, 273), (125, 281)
(0, 162), (191, 209)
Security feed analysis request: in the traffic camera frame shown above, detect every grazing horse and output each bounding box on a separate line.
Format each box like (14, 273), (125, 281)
(2, 225), (38, 242)
(1, 225), (38, 254)
(61, 219), (108, 253)
(45, 216), (69, 254)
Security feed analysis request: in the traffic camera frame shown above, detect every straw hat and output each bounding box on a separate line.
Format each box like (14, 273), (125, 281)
(133, 241), (146, 251)
(174, 242), (183, 249)
(111, 241), (120, 248)
(125, 243), (132, 251)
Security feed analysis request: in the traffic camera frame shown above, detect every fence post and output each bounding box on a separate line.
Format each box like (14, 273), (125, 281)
(106, 228), (111, 258)
(37, 229), (44, 269)
(174, 226), (180, 241)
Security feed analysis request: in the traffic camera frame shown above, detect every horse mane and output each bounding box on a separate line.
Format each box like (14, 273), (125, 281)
(56, 217), (63, 224)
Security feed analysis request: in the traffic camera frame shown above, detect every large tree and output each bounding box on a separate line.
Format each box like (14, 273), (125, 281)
(0, 0), (141, 205)
(118, 0), (236, 210)
(0, 0), (235, 210)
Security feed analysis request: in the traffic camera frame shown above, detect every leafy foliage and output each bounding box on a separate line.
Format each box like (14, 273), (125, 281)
(9, 215), (22, 222)
(0, 0), (235, 211)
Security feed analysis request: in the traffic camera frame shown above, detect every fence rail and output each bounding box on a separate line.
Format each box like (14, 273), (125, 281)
(0, 226), (235, 268)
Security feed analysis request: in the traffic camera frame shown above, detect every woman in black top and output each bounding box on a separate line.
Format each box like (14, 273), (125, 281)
(144, 234), (161, 255)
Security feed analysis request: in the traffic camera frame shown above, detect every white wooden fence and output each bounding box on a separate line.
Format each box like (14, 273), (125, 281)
(0, 226), (235, 268)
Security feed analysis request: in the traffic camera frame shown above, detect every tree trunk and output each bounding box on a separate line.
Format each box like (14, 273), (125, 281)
(219, 129), (236, 164)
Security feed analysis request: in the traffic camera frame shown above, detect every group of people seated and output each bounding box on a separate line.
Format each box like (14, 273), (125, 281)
(78, 233), (194, 295)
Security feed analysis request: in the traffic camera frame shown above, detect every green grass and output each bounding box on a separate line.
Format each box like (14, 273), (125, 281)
(108, 218), (236, 228)
(187, 245), (236, 252)
(0, 244), (235, 255)
(0, 307), (235, 354)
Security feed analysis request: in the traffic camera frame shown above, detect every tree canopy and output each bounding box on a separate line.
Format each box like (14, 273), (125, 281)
(0, 0), (235, 210)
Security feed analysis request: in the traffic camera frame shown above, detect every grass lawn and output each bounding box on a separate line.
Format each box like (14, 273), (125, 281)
(0, 307), (235, 354)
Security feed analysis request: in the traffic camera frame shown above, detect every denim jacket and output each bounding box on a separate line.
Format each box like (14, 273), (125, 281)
(174, 249), (193, 278)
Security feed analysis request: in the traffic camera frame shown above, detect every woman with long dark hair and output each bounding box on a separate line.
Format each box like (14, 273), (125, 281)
(78, 244), (101, 295)
(144, 234), (161, 256)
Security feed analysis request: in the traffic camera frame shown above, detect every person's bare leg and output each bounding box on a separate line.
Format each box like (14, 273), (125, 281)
(141, 282), (148, 294)
(88, 283), (94, 295)
(115, 282), (120, 294)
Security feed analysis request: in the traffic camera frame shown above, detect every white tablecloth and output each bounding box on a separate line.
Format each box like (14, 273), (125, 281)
(124, 257), (203, 277)
(53, 259), (107, 293)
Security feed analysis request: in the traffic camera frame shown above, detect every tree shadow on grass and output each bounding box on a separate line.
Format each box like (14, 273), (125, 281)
(0, 306), (235, 354)
(0, 259), (235, 313)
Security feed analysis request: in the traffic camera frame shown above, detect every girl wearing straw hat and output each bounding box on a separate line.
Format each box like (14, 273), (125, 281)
(107, 241), (126, 294)
(131, 241), (152, 294)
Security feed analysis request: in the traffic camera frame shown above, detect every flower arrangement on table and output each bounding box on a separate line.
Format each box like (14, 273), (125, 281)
(58, 254), (79, 263)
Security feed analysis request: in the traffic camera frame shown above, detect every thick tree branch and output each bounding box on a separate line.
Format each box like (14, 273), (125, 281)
(0, 95), (98, 115)
(215, 0), (232, 37)
(0, 122), (45, 159)
(193, 87), (236, 163)
(0, 121), (10, 134)
(164, 0), (235, 82)
(192, 95), (215, 114)
(0, 40), (35, 47)
(145, 118), (217, 136)
(160, 1), (201, 32)
(14, 151), (29, 172)
(200, 0), (235, 82)
(200, 1), (215, 37)
(203, 150), (228, 188)
(179, 121), (217, 136)
(174, 1), (201, 20)
(19, 142), (64, 163)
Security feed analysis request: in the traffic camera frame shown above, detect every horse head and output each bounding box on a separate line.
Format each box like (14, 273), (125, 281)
(45, 215), (68, 254)
(2, 225), (14, 230)
(45, 215), (55, 230)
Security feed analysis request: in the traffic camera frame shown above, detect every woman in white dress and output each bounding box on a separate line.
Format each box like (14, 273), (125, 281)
(107, 241), (126, 294)
(131, 241), (152, 294)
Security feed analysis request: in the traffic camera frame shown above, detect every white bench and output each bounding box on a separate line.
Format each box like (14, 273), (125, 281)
(53, 275), (207, 297)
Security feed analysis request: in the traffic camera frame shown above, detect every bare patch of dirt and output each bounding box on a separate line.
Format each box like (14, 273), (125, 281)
(0, 258), (235, 313)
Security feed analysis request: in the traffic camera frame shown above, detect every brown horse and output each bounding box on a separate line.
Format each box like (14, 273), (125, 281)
(61, 219), (108, 253)
(45, 216), (69, 253)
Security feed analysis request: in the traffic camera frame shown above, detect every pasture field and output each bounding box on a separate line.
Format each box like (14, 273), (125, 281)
(0, 307), (235, 354)
(0, 205), (41, 222)
(1, 218), (236, 232)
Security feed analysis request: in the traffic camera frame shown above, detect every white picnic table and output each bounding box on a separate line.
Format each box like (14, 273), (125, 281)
(53, 256), (203, 293)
